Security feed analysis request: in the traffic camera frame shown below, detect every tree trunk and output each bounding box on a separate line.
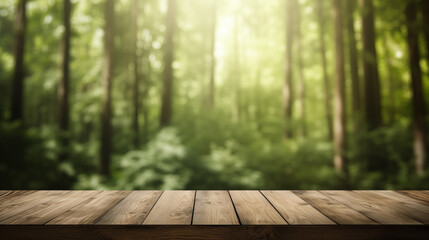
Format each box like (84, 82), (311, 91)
(361, 0), (382, 130)
(10, 0), (26, 123)
(58, 0), (71, 161)
(405, 1), (427, 176)
(333, 0), (347, 173)
(234, 11), (242, 122)
(208, 0), (216, 109)
(283, 0), (296, 139)
(421, 0), (429, 65)
(316, 0), (333, 140)
(346, 0), (361, 114)
(296, 2), (306, 138)
(381, 34), (395, 125)
(100, 0), (114, 178)
(160, 0), (176, 127)
(132, 0), (139, 148)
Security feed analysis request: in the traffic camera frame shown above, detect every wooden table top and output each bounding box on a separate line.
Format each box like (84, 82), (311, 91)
(1, 190), (429, 225)
(1, 190), (429, 239)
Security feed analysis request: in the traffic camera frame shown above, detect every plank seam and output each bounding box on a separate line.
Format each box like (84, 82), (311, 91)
(41, 191), (103, 225)
(0, 191), (70, 224)
(319, 191), (382, 224)
(259, 190), (290, 225)
(291, 190), (339, 225)
(227, 190), (242, 225)
(94, 191), (132, 225)
(190, 190), (197, 225)
(140, 190), (164, 225)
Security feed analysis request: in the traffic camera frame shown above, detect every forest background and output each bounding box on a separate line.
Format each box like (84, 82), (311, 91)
(1, 0), (429, 190)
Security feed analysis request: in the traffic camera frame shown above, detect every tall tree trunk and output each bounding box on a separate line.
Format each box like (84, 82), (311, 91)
(208, 0), (217, 109)
(132, 0), (139, 148)
(421, 0), (429, 65)
(316, 0), (333, 140)
(361, 0), (382, 130)
(58, 0), (71, 161)
(405, 1), (427, 176)
(333, 0), (347, 173)
(283, 0), (296, 139)
(100, 0), (114, 178)
(10, 0), (26, 123)
(160, 0), (176, 127)
(346, 0), (361, 114)
(234, 11), (242, 122)
(296, 2), (306, 138)
(381, 34), (395, 125)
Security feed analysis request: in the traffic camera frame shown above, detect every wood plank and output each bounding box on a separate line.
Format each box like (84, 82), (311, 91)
(0, 191), (37, 206)
(143, 191), (194, 225)
(399, 191), (429, 207)
(261, 190), (335, 225)
(192, 191), (239, 225)
(229, 191), (286, 225)
(368, 191), (429, 224)
(294, 191), (377, 225)
(96, 191), (162, 225)
(0, 191), (100, 224)
(47, 191), (130, 224)
(324, 191), (422, 224)
(0, 191), (69, 222)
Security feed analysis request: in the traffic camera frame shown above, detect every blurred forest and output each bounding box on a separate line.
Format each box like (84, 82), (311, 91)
(0, 0), (428, 190)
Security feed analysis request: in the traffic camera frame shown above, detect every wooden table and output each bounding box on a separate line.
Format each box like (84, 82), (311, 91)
(0, 190), (428, 239)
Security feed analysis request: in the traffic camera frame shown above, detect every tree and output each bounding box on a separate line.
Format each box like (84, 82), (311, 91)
(405, 1), (427, 176)
(346, 0), (361, 115)
(316, 0), (333, 140)
(361, 0), (382, 130)
(208, 0), (217, 109)
(58, 0), (71, 161)
(10, 0), (27, 123)
(100, 0), (114, 178)
(160, 0), (176, 127)
(296, 1), (306, 137)
(421, 0), (429, 65)
(132, 0), (139, 148)
(283, 0), (296, 139)
(333, 0), (347, 173)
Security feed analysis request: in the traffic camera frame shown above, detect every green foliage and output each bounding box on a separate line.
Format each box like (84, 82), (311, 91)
(1, 0), (428, 190)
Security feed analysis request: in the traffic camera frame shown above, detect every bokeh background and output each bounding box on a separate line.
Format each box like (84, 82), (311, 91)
(0, 0), (428, 190)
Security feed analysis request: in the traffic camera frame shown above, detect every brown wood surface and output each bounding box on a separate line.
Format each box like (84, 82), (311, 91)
(229, 190), (286, 225)
(97, 191), (162, 225)
(262, 190), (335, 225)
(399, 190), (429, 207)
(0, 191), (69, 222)
(143, 191), (195, 225)
(324, 191), (422, 224)
(0, 191), (100, 224)
(192, 191), (239, 225)
(47, 191), (130, 224)
(294, 191), (377, 225)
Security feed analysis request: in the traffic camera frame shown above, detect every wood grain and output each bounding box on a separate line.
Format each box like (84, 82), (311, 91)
(192, 191), (239, 225)
(47, 191), (130, 224)
(294, 191), (377, 225)
(0, 191), (36, 203)
(0, 191), (100, 224)
(0, 191), (69, 222)
(97, 191), (162, 225)
(399, 191), (429, 207)
(262, 190), (335, 225)
(324, 191), (422, 224)
(143, 191), (195, 225)
(229, 191), (286, 225)
(368, 190), (429, 224)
